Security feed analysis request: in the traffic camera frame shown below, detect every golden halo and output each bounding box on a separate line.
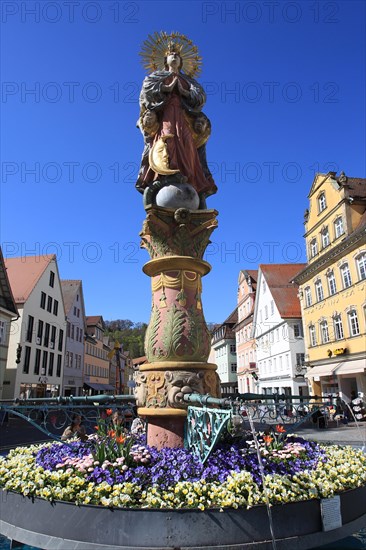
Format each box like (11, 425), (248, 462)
(140, 31), (202, 78)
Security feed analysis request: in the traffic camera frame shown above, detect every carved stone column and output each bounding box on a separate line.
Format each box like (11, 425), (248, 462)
(135, 205), (221, 448)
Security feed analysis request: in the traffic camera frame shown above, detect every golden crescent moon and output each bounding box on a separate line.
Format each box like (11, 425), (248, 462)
(149, 135), (180, 175)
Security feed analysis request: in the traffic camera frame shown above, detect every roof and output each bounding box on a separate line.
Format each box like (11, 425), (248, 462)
(260, 264), (306, 318)
(132, 356), (147, 366)
(0, 248), (18, 315)
(61, 280), (82, 315)
(239, 269), (258, 290)
(4, 254), (55, 304)
(86, 315), (104, 327)
(342, 176), (366, 200)
(223, 308), (238, 325)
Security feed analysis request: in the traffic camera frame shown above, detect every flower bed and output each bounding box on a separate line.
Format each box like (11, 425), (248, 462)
(0, 427), (365, 510)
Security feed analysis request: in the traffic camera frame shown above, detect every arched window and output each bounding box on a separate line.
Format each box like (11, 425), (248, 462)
(318, 192), (327, 212)
(340, 263), (352, 288)
(327, 271), (337, 296)
(310, 238), (318, 258)
(356, 252), (366, 281)
(304, 286), (312, 307)
(320, 320), (330, 344)
(309, 324), (317, 346)
(333, 315), (344, 340)
(315, 279), (324, 302)
(348, 310), (360, 337)
(321, 227), (330, 248)
(334, 217), (344, 239)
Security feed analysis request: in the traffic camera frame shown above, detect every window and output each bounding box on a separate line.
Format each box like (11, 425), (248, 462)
(23, 346), (31, 374)
(230, 344), (236, 353)
(309, 325), (317, 346)
(34, 349), (41, 375)
(348, 310), (360, 337)
(334, 217), (344, 238)
(70, 352), (73, 368)
(327, 271), (337, 296)
(49, 271), (55, 288)
(77, 308), (80, 318)
(262, 280), (266, 293)
(356, 253), (366, 281)
(315, 280), (324, 302)
(296, 353), (305, 366)
(310, 238), (318, 258)
(41, 351), (48, 375)
(58, 329), (64, 352)
(321, 227), (330, 248)
(318, 193), (326, 212)
(304, 287), (312, 307)
(264, 305), (268, 319)
(56, 355), (62, 377)
(0, 320), (5, 344)
(270, 300), (274, 315)
(40, 292), (46, 309)
(320, 321), (330, 344)
(294, 324), (301, 338)
(50, 326), (56, 348)
(340, 263), (352, 288)
(230, 363), (237, 372)
(47, 296), (52, 313)
(67, 322), (71, 337)
(44, 323), (50, 347)
(26, 315), (34, 343)
(71, 324), (74, 340)
(79, 329), (83, 343)
(333, 315), (344, 340)
(37, 320), (44, 343)
(48, 353), (54, 376)
(65, 351), (69, 368)
(279, 356), (283, 370)
(53, 300), (58, 316)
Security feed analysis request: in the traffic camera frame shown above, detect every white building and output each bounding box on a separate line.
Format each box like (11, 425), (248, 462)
(211, 309), (238, 395)
(253, 264), (308, 398)
(3, 255), (66, 399)
(0, 247), (18, 400)
(61, 280), (86, 396)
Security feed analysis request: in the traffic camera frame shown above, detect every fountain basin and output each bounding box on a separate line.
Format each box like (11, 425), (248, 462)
(1, 486), (365, 550)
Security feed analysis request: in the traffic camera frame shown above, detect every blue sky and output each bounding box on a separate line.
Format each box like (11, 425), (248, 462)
(1, 0), (365, 324)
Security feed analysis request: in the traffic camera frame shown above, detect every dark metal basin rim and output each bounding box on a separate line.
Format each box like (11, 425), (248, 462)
(0, 486), (365, 550)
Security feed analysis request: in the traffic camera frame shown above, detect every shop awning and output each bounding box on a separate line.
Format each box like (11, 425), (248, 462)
(84, 383), (115, 392)
(305, 365), (336, 378)
(306, 359), (365, 378)
(333, 360), (365, 375)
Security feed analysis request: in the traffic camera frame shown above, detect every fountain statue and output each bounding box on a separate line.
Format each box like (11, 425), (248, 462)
(134, 32), (221, 448)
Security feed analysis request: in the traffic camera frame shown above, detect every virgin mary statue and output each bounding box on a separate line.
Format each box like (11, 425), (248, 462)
(136, 32), (217, 203)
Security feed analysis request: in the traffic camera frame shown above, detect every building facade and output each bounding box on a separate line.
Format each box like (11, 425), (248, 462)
(4, 255), (66, 399)
(293, 172), (366, 401)
(0, 247), (18, 399)
(211, 309), (238, 395)
(253, 264), (308, 398)
(61, 280), (86, 396)
(84, 316), (114, 394)
(234, 270), (258, 394)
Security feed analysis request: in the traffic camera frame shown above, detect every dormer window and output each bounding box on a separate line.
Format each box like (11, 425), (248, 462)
(318, 192), (327, 213)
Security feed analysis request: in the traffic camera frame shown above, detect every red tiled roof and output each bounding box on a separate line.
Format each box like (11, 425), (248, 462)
(260, 264), (306, 318)
(133, 355), (147, 365)
(224, 308), (238, 325)
(4, 255), (55, 304)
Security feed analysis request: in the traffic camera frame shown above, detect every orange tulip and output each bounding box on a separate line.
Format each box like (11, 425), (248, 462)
(263, 435), (273, 445)
(116, 435), (125, 444)
(94, 426), (99, 431)
(106, 409), (113, 416)
(275, 424), (286, 433)
(108, 430), (116, 438)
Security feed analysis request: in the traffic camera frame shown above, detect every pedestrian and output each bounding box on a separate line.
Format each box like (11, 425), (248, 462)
(61, 414), (87, 441)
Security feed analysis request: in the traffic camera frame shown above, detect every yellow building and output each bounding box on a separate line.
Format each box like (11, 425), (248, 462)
(293, 172), (366, 402)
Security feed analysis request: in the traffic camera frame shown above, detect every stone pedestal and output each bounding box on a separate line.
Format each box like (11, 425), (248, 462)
(135, 206), (220, 448)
